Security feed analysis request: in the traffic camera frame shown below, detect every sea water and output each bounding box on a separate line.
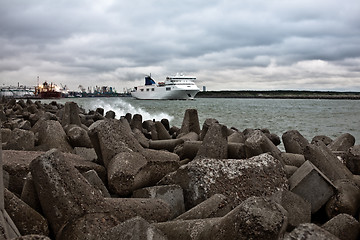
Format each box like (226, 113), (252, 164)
(45, 97), (360, 145)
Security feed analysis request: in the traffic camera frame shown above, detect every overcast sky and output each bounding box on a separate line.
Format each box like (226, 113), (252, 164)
(1, 0), (360, 92)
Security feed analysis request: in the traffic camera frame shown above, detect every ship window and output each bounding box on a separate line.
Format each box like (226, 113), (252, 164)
(166, 87), (171, 91)
(146, 88), (150, 91)
(152, 88), (155, 91)
(141, 89), (144, 92)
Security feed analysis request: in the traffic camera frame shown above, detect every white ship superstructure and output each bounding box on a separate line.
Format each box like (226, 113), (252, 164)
(131, 74), (200, 100)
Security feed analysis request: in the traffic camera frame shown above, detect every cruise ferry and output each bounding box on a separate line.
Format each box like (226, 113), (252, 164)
(131, 74), (200, 100)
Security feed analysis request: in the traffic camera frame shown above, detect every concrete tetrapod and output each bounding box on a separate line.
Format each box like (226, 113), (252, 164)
(159, 153), (288, 210)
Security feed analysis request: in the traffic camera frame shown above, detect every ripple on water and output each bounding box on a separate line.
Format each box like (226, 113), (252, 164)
(41, 97), (360, 144)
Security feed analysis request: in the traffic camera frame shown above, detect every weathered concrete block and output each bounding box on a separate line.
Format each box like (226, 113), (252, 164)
(79, 113), (94, 127)
(142, 119), (155, 133)
(17, 99), (27, 108)
(265, 132), (281, 146)
(154, 218), (218, 240)
(132, 185), (185, 219)
(242, 128), (255, 139)
(82, 170), (111, 198)
(199, 118), (218, 141)
(345, 145), (360, 174)
(328, 133), (355, 151)
(227, 142), (246, 159)
(179, 109), (200, 135)
(4, 108), (14, 118)
(0, 130), (21, 239)
(159, 153), (288, 209)
(174, 141), (202, 160)
(4, 188), (49, 236)
(141, 148), (180, 182)
(281, 152), (305, 167)
(0, 109), (6, 122)
(124, 112), (132, 123)
(149, 139), (184, 152)
(333, 150), (348, 164)
(61, 102), (82, 127)
(322, 213), (360, 240)
(73, 147), (97, 162)
(20, 173), (41, 213)
(3, 150), (105, 195)
(169, 125), (180, 138)
(62, 152), (107, 182)
(3, 170), (9, 189)
(10, 235), (51, 239)
(66, 125), (93, 148)
(161, 118), (170, 130)
(304, 141), (353, 182)
(99, 217), (168, 240)
(285, 223), (340, 240)
(206, 196), (288, 240)
(228, 131), (246, 143)
(34, 120), (73, 152)
(282, 130), (309, 154)
(289, 160), (335, 213)
(325, 179), (360, 218)
(26, 104), (40, 115)
(92, 111), (105, 122)
(88, 118), (143, 167)
(2, 150), (43, 195)
(4, 129), (35, 151)
(27, 111), (44, 129)
(271, 190), (311, 231)
(13, 104), (24, 116)
(104, 198), (171, 223)
(311, 135), (333, 145)
(19, 120), (31, 130)
(155, 121), (171, 140)
(0, 207), (21, 239)
(1, 128), (11, 143)
(196, 123), (228, 159)
(56, 212), (120, 240)
(285, 165), (298, 178)
(132, 128), (149, 148)
(108, 149), (179, 196)
(245, 130), (283, 162)
(29, 149), (107, 234)
(105, 110), (115, 119)
(175, 194), (231, 220)
(130, 114), (143, 131)
(6, 98), (16, 107)
(3, 118), (21, 130)
(107, 151), (147, 196)
(95, 107), (104, 116)
(178, 131), (199, 142)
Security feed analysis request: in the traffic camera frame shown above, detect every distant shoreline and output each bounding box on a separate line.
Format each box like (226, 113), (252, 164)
(196, 90), (360, 100)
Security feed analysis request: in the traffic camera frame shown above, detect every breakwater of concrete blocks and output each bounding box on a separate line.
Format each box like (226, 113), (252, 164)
(0, 97), (360, 239)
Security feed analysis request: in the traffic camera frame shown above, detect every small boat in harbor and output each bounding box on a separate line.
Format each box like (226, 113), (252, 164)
(131, 73), (200, 100)
(35, 81), (62, 99)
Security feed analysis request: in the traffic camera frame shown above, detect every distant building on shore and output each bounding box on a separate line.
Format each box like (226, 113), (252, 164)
(202, 86), (207, 92)
(0, 84), (35, 98)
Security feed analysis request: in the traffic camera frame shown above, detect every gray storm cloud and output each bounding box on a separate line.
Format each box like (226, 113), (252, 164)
(1, 0), (359, 91)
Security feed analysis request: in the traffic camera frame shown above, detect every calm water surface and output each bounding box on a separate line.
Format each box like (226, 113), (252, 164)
(46, 97), (360, 145)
